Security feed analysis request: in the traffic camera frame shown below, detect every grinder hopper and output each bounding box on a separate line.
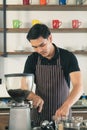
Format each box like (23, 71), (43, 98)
(4, 73), (34, 130)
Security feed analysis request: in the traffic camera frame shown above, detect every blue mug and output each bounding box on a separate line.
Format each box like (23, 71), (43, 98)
(59, 0), (66, 5)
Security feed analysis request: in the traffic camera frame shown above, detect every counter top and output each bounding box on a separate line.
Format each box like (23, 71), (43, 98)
(0, 106), (87, 111)
(72, 105), (87, 109)
(0, 107), (10, 110)
(1, 97), (87, 110)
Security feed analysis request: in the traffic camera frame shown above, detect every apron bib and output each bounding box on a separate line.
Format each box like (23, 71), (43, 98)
(31, 51), (71, 126)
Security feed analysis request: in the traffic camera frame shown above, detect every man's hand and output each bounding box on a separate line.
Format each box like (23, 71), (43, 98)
(54, 103), (70, 119)
(27, 92), (44, 113)
(54, 71), (83, 119)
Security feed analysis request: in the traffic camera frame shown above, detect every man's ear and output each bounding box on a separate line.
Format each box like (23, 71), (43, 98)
(49, 34), (52, 42)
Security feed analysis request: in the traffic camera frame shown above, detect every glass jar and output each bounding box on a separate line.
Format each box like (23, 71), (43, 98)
(64, 116), (83, 130)
(55, 117), (66, 130)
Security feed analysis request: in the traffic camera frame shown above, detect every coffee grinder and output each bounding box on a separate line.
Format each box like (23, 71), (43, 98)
(4, 73), (34, 130)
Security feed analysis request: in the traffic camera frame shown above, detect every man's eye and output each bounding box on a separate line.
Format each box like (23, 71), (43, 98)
(40, 43), (46, 47)
(41, 44), (45, 47)
(32, 42), (46, 48)
(33, 46), (37, 48)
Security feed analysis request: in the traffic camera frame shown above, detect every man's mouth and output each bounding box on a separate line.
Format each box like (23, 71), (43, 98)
(40, 52), (47, 55)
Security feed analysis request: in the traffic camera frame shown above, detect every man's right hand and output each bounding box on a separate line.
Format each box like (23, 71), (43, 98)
(27, 92), (44, 113)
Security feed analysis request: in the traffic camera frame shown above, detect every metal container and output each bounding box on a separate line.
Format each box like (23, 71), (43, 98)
(5, 73), (34, 103)
(64, 116), (83, 130)
(33, 127), (42, 130)
(55, 116), (83, 130)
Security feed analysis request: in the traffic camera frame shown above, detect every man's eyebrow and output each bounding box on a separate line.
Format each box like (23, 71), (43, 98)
(32, 42), (44, 48)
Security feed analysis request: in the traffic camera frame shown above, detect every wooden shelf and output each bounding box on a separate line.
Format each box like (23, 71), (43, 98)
(6, 28), (29, 33)
(1, 4), (87, 56)
(0, 5), (3, 10)
(6, 28), (87, 33)
(0, 52), (4, 56)
(6, 5), (87, 11)
(73, 50), (87, 55)
(0, 28), (4, 32)
(7, 51), (33, 55)
(50, 28), (87, 33)
(6, 51), (87, 55)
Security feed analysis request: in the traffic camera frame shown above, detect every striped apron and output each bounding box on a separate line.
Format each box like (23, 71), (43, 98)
(31, 52), (70, 126)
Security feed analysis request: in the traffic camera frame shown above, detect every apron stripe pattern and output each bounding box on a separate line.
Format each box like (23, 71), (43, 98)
(31, 52), (70, 125)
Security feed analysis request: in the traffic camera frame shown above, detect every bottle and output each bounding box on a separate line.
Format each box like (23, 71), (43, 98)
(81, 93), (87, 106)
(55, 117), (64, 130)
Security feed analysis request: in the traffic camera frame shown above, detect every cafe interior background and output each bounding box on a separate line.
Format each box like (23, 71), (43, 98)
(0, 0), (87, 97)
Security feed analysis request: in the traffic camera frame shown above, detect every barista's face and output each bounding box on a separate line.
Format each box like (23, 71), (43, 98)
(30, 35), (54, 59)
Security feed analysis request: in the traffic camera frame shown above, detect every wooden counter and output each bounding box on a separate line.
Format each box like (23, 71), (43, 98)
(72, 106), (87, 119)
(0, 109), (10, 130)
(0, 106), (87, 130)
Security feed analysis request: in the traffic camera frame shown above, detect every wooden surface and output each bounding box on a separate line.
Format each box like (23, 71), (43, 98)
(5, 5), (87, 11)
(72, 108), (87, 119)
(0, 110), (9, 130)
(0, 108), (87, 130)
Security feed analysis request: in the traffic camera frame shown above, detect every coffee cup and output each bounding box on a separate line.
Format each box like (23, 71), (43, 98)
(67, 0), (76, 5)
(13, 20), (22, 28)
(23, 0), (30, 5)
(72, 20), (81, 28)
(40, 0), (47, 5)
(59, 0), (66, 5)
(83, 0), (87, 4)
(52, 20), (62, 29)
(47, 0), (58, 5)
(32, 19), (41, 26)
(30, 0), (39, 5)
(76, 0), (86, 4)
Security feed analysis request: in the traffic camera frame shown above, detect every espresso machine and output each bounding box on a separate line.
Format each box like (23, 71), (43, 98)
(4, 73), (35, 130)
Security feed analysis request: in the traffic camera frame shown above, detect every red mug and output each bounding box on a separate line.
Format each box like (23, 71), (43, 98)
(52, 20), (62, 29)
(40, 0), (47, 5)
(72, 20), (82, 28)
(23, 0), (29, 5)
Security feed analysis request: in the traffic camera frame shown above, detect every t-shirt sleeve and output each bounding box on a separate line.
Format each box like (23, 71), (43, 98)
(60, 49), (80, 76)
(68, 52), (80, 73)
(23, 53), (37, 74)
(60, 48), (80, 87)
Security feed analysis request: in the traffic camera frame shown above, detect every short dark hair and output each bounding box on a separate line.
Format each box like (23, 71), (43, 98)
(26, 24), (51, 41)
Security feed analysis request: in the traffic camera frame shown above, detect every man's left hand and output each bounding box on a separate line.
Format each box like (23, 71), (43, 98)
(54, 104), (70, 119)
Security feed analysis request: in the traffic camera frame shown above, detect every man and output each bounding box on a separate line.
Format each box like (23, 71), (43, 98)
(23, 23), (83, 125)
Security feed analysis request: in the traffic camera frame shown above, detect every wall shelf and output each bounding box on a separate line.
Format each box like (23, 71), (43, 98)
(0, 52), (4, 56)
(7, 51), (33, 55)
(6, 50), (87, 55)
(0, 28), (4, 32)
(73, 50), (87, 55)
(6, 5), (87, 11)
(6, 28), (29, 33)
(1, 50), (87, 56)
(0, 5), (3, 10)
(5, 28), (87, 33)
(1, 2), (87, 56)
(0, 52), (4, 54)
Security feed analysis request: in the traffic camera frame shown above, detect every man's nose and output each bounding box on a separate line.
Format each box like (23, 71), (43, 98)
(36, 47), (42, 53)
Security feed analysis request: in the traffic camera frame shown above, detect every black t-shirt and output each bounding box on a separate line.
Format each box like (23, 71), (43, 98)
(23, 44), (80, 87)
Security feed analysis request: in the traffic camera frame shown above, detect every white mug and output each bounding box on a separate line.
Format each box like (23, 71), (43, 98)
(67, 0), (76, 5)
(30, 0), (39, 5)
(82, 0), (87, 4)
(47, 0), (58, 5)
(76, 0), (86, 4)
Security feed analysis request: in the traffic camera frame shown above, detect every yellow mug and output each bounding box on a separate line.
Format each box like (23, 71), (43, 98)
(32, 19), (41, 26)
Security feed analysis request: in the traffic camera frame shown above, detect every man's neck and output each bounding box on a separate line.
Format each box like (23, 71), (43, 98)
(47, 45), (55, 59)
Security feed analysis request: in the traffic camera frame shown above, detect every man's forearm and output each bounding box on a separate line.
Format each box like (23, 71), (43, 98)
(63, 84), (83, 108)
